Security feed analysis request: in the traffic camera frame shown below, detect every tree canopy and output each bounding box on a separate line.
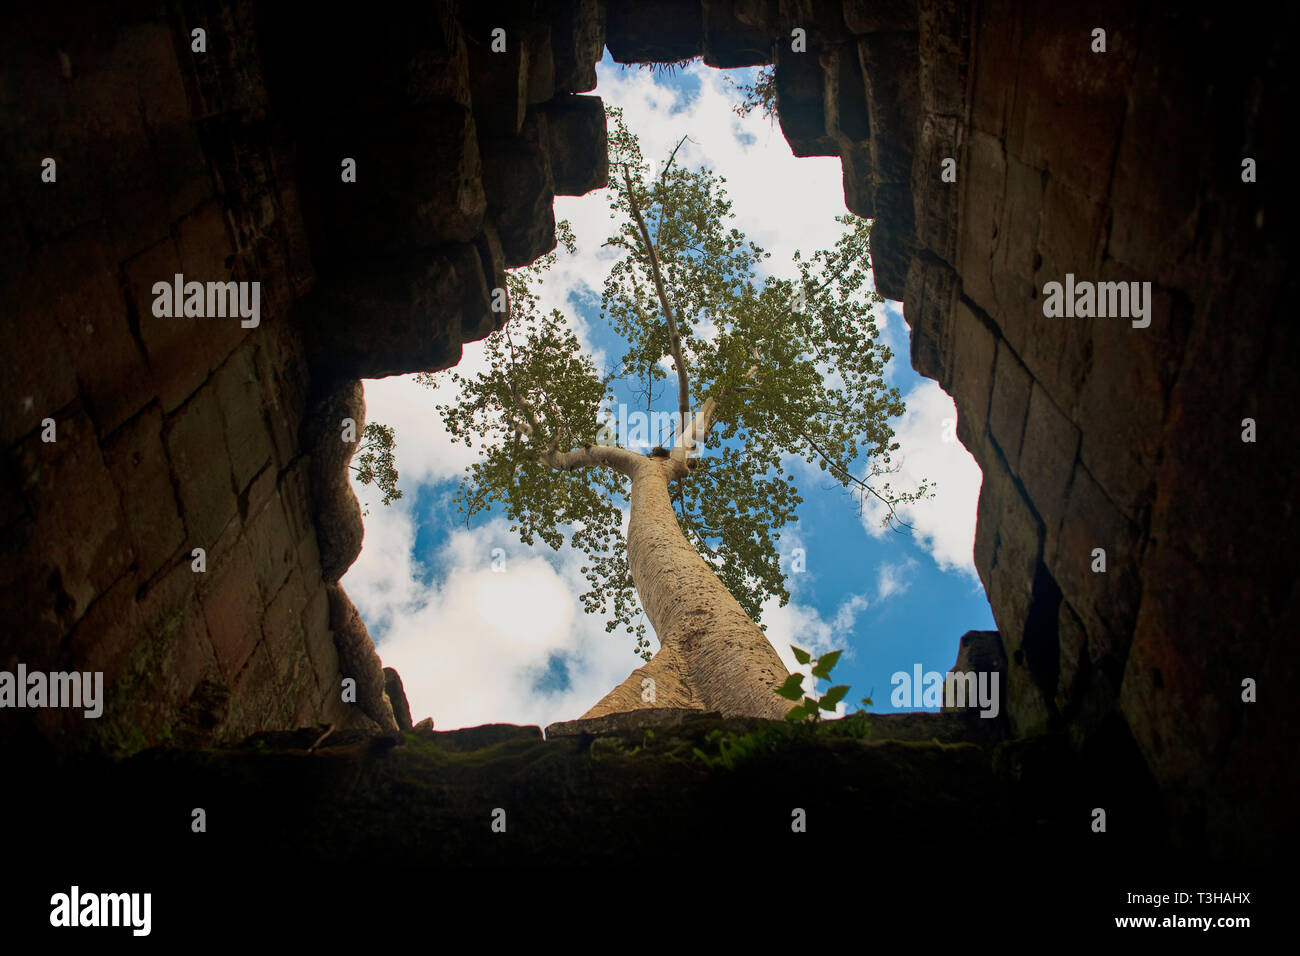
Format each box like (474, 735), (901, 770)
(390, 107), (931, 662)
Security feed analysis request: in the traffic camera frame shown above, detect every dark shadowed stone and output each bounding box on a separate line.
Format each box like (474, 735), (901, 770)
(869, 181), (915, 300)
(902, 252), (956, 382)
(303, 243), (488, 382)
(947, 299), (998, 457)
(294, 104), (487, 266)
(605, 0), (703, 62)
(303, 380), (365, 584)
(775, 44), (837, 157)
(702, 0), (772, 67)
(551, 0), (606, 93)
(844, 0), (917, 32)
(822, 42), (870, 146)
(949, 629), (1006, 677)
(424, 723), (544, 751)
(327, 584), (398, 733)
(840, 142), (875, 218)
(732, 0), (779, 29)
(778, 0), (848, 43)
(988, 338), (1032, 473)
(472, 224), (508, 338)
(481, 110), (557, 266)
(541, 94), (609, 196)
(383, 667), (413, 731)
(940, 630), (1011, 741)
(465, 20), (529, 137)
(524, 20), (555, 104)
(546, 707), (719, 738)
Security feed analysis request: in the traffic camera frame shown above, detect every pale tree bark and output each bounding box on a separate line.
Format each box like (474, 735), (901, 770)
(577, 448), (791, 721)
(538, 158), (792, 720)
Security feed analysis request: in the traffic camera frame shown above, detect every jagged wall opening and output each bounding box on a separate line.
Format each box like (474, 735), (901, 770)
(1, 0), (1293, 866)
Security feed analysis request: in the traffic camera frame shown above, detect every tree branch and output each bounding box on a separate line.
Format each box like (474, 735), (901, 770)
(623, 164), (691, 438)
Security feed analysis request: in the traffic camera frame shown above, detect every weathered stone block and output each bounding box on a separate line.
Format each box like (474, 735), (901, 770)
(967, 0), (1020, 137)
(1072, 265), (1165, 521)
(524, 21), (555, 105)
(997, 156), (1042, 287)
(902, 252), (956, 383)
(1017, 383), (1079, 554)
(300, 104), (487, 264)
(212, 344), (275, 495)
(606, 0), (703, 62)
(822, 42), (870, 146)
(481, 109), (557, 266)
(263, 566), (310, 687)
(911, 111), (961, 261)
(63, 573), (141, 696)
(868, 181), (915, 300)
(1055, 599), (1087, 714)
(200, 538), (263, 685)
(840, 141), (875, 218)
(915, 0), (970, 120)
(1048, 460), (1142, 660)
(858, 31), (919, 183)
(551, 0), (606, 93)
(775, 44), (837, 157)
(955, 128), (1006, 317)
(125, 237), (214, 413)
(45, 237), (152, 437)
(702, 0), (773, 67)
(246, 494), (295, 608)
(300, 582), (336, 696)
(779, 0), (847, 42)
(541, 94), (609, 196)
(303, 380), (365, 584)
(1006, 0), (1138, 203)
(15, 405), (132, 622)
(987, 339), (1031, 473)
(305, 243), (488, 382)
(174, 201), (248, 371)
(844, 0), (917, 32)
(327, 584), (398, 733)
(163, 383), (236, 550)
(384, 667), (414, 731)
(1039, 175), (1104, 285)
(947, 299), (997, 455)
(102, 404), (184, 584)
(471, 224), (509, 340)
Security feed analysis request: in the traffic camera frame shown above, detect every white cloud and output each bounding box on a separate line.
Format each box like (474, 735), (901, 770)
(876, 557), (919, 601)
(833, 593), (870, 632)
(342, 499), (651, 730)
(860, 381), (984, 578)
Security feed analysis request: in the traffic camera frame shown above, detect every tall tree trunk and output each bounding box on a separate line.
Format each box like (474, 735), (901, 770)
(581, 455), (791, 720)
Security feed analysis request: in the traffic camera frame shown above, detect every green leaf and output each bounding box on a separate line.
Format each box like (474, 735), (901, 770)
(818, 685), (849, 710)
(775, 673), (805, 701)
(810, 649), (842, 679)
(791, 645), (811, 665)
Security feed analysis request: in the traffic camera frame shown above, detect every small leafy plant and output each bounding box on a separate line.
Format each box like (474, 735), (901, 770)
(777, 646), (850, 722)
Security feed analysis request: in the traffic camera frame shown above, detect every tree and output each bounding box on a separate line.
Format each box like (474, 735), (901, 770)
(405, 109), (929, 721)
(725, 65), (777, 122)
(350, 422), (403, 517)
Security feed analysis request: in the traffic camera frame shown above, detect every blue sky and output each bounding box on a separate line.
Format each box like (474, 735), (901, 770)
(342, 54), (993, 729)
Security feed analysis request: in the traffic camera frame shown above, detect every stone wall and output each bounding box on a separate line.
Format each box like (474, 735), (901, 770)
(1, 0), (1292, 857)
(901, 1), (1296, 856)
(0, 0), (609, 753)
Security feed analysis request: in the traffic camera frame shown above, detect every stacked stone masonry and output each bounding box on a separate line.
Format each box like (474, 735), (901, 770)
(0, 0), (1293, 858)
